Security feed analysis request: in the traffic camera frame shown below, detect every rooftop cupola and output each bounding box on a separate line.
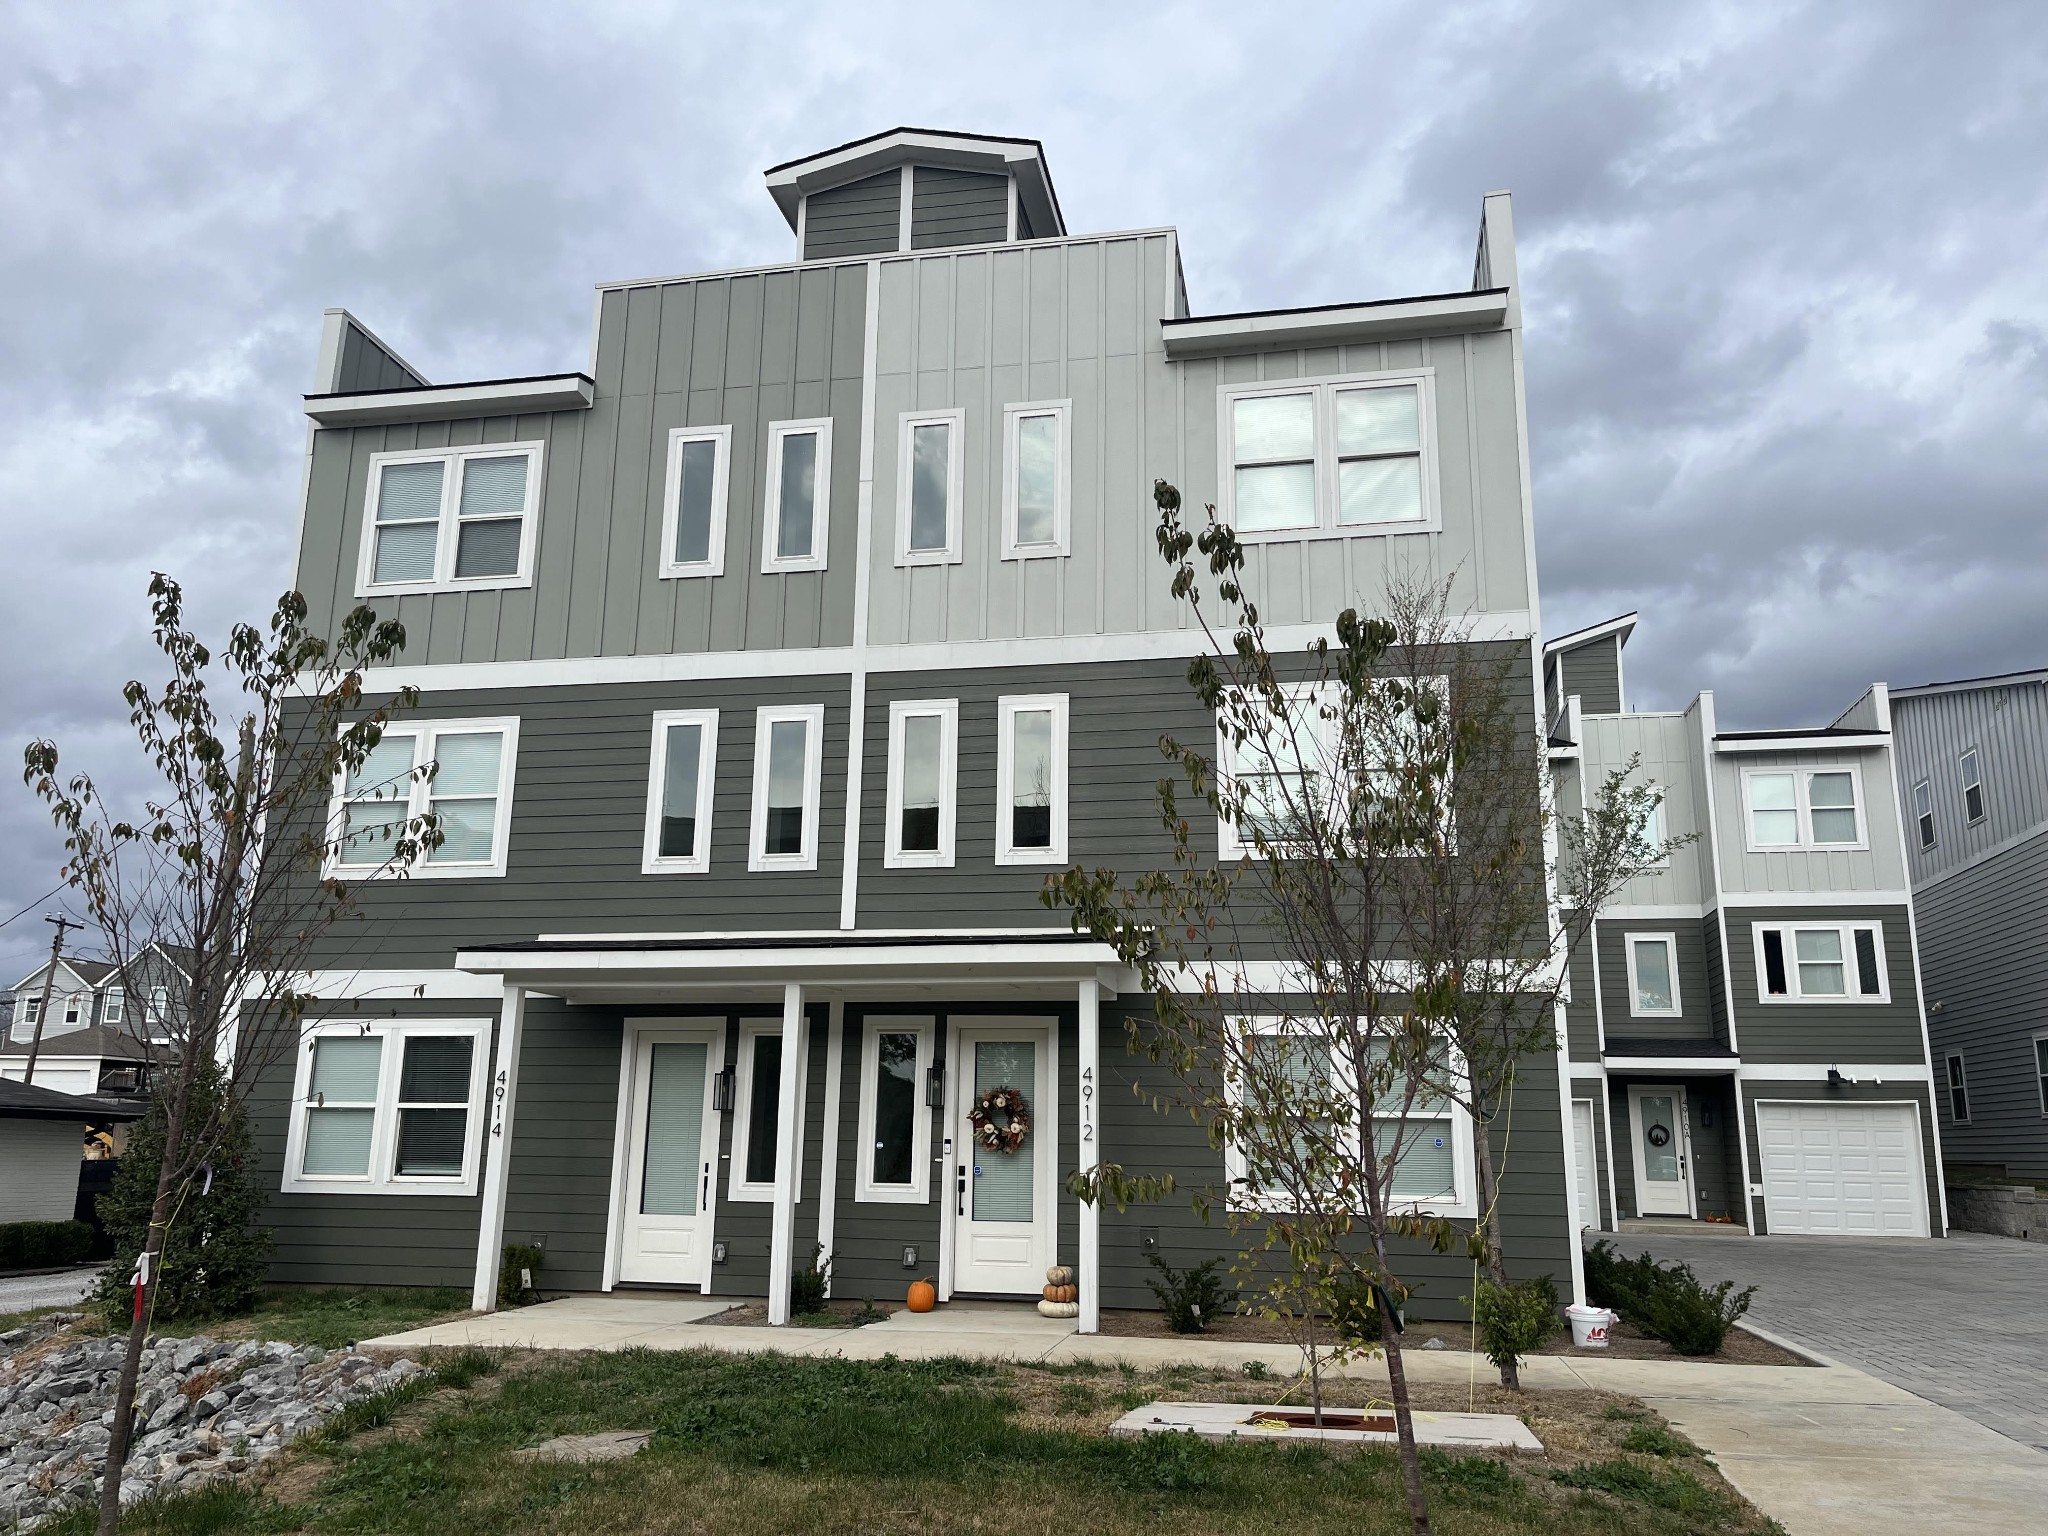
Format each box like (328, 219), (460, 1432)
(765, 127), (1066, 262)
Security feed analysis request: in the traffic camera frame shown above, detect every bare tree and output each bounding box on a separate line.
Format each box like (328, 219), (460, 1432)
(23, 576), (434, 1534)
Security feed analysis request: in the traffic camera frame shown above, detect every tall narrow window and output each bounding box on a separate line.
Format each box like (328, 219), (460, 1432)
(1230, 392), (1316, 531)
(1634, 791), (1667, 863)
(358, 444), (542, 595)
(642, 710), (718, 874)
(1853, 928), (1882, 995)
(996, 695), (1068, 864)
(1760, 929), (1788, 996)
(763, 419), (832, 572)
(885, 700), (957, 868)
(102, 986), (125, 1026)
(1333, 382), (1424, 525)
(1626, 935), (1681, 1016)
(1960, 748), (1985, 824)
(1806, 772), (1859, 844)
(63, 993), (83, 1026)
(857, 1018), (933, 1202)
(148, 987), (170, 1031)
(2034, 1036), (2048, 1116)
(659, 425), (731, 578)
(896, 411), (963, 564)
(1946, 1054), (1970, 1124)
(749, 705), (824, 871)
(1001, 401), (1070, 558)
(730, 1023), (790, 1201)
(1913, 779), (1935, 850)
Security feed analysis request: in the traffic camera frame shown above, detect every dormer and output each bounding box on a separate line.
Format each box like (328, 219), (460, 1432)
(765, 127), (1067, 262)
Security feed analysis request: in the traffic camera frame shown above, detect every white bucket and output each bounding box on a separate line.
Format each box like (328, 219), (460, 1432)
(1566, 1304), (1616, 1349)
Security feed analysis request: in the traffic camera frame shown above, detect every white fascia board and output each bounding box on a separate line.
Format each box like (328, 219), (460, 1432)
(289, 969), (510, 1000)
(1161, 291), (1509, 358)
(1543, 611), (1639, 658)
(1735, 1062), (1933, 1083)
(765, 130), (1049, 227)
(453, 940), (1128, 986)
(1714, 733), (1889, 754)
(305, 375), (594, 427)
(1600, 1057), (1741, 1073)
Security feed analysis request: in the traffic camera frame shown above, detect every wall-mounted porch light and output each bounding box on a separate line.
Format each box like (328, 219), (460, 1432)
(925, 1062), (946, 1109)
(711, 1065), (736, 1113)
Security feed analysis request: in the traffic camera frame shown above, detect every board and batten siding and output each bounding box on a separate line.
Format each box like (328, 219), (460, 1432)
(1724, 903), (1927, 1065)
(910, 168), (1009, 250)
(296, 263), (869, 667)
(802, 171), (902, 261)
(1596, 918), (1715, 1043)
(1712, 746), (1910, 898)
(1577, 710), (1710, 910)
(1894, 680), (2048, 888)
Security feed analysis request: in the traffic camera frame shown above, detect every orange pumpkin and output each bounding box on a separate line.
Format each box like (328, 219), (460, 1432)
(1058, 1285), (1077, 1303)
(907, 1278), (937, 1313)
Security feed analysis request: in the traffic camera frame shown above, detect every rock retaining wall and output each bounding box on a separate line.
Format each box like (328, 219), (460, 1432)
(1945, 1183), (2044, 1243)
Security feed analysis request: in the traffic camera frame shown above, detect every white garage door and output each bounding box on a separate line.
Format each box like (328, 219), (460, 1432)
(1755, 1101), (1929, 1237)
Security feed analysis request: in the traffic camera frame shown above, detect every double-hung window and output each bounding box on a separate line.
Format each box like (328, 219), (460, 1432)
(1960, 749), (1986, 825)
(148, 987), (170, 1037)
(762, 418), (832, 573)
(102, 986), (125, 1026)
(356, 444), (542, 596)
(659, 425), (731, 578)
(749, 705), (824, 871)
(1626, 933), (1681, 1016)
(1001, 400), (1070, 558)
(641, 710), (719, 874)
(1218, 683), (1329, 858)
(729, 1020), (795, 1202)
(896, 410), (964, 565)
(1754, 921), (1888, 1003)
(1742, 768), (1865, 850)
(282, 1019), (490, 1195)
(856, 1017), (933, 1202)
(1946, 1054), (1970, 1124)
(329, 719), (519, 879)
(885, 700), (957, 868)
(1912, 779), (1935, 850)
(63, 993), (83, 1026)
(995, 695), (1068, 864)
(1219, 372), (1434, 537)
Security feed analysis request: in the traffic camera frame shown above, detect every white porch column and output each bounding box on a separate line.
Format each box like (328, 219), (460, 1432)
(816, 1001), (846, 1297)
(1077, 978), (1101, 1335)
(470, 984), (527, 1313)
(767, 981), (806, 1325)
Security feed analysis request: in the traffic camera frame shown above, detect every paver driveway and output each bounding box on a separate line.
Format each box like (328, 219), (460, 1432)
(1622, 1229), (2048, 1451)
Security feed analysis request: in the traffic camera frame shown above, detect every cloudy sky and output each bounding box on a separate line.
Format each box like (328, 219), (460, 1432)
(2, 0), (2042, 978)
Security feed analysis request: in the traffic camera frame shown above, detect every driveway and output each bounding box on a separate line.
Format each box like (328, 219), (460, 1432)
(0, 1266), (98, 1317)
(1621, 1229), (2048, 1451)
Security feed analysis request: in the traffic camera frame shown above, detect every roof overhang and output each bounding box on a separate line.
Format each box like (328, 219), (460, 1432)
(305, 374), (594, 427)
(1544, 611), (1639, 660)
(1890, 668), (2048, 701)
(1714, 731), (1888, 754)
(764, 127), (1064, 239)
(1161, 289), (1509, 359)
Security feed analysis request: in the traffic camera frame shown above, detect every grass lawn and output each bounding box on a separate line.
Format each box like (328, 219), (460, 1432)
(41, 1347), (1780, 1536)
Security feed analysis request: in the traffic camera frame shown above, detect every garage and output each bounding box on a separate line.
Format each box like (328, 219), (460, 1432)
(1754, 1100), (1929, 1237)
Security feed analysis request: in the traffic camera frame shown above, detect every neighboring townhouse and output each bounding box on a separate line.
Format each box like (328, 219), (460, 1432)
(1548, 614), (1946, 1238)
(262, 126), (1571, 1326)
(1889, 668), (2048, 1182)
(0, 944), (188, 1102)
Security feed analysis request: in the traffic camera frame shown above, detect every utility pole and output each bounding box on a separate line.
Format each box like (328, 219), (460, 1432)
(22, 913), (84, 1086)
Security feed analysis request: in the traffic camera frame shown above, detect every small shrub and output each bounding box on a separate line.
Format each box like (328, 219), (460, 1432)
(1584, 1240), (1755, 1356)
(790, 1244), (830, 1316)
(1620, 1421), (1698, 1458)
(499, 1244), (543, 1308)
(1472, 1273), (1560, 1375)
(851, 1297), (889, 1325)
(1144, 1250), (1227, 1334)
(1241, 1359), (1271, 1381)
(0, 1219), (94, 1270)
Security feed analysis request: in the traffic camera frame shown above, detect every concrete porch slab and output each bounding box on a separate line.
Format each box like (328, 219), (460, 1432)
(1111, 1400), (1545, 1453)
(364, 1294), (742, 1351)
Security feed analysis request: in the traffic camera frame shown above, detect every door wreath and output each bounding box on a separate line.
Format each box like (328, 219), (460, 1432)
(970, 1086), (1031, 1153)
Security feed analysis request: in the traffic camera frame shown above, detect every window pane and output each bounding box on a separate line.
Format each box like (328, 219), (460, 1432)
(453, 518), (522, 578)
(1795, 929), (1846, 994)
(1337, 455), (1423, 525)
(345, 734), (417, 798)
(1233, 393), (1314, 461)
(394, 1109), (467, 1175)
(458, 455), (529, 517)
(1632, 941), (1674, 1011)
(1234, 462), (1315, 531)
(377, 461), (444, 522)
(765, 718), (808, 855)
(1247, 1035), (1333, 1179)
(744, 1034), (783, 1185)
(1749, 774), (1797, 843)
(776, 431), (818, 560)
(1761, 930), (1788, 994)
(429, 733), (503, 796)
(1808, 772), (1858, 843)
(303, 1108), (375, 1176)
(1853, 929), (1881, 995)
(899, 714), (942, 853)
(400, 1035), (473, 1102)
(971, 1039), (1036, 1221)
(659, 723), (703, 859)
(872, 1031), (918, 1185)
(1010, 708), (1054, 849)
(908, 422), (950, 551)
(1750, 773), (1795, 810)
(641, 1041), (707, 1216)
(428, 797), (498, 863)
(1374, 1118), (1455, 1199)
(1014, 414), (1058, 545)
(374, 522), (439, 584)
(674, 438), (718, 564)
(1336, 386), (1419, 455)
(339, 798), (406, 865)
(311, 1036), (383, 1102)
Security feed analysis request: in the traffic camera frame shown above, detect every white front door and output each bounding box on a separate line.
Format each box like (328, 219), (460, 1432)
(1756, 1101), (1929, 1237)
(1628, 1085), (1693, 1218)
(949, 1021), (1056, 1296)
(618, 1026), (724, 1286)
(1572, 1099), (1601, 1230)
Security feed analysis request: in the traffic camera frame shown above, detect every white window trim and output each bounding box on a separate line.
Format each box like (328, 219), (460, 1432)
(657, 425), (732, 579)
(728, 1019), (790, 1203)
(894, 409), (965, 566)
(1221, 1017), (1475, 1219)
(324, 717), (521, 880)
(748, 703), (826, 872)
(63, 993), (84, 1026)
(1946, 1053), (1971, 1124)
(1215, 368), (1440, 541)
(1000, 399), (1072, 559)
(1624, 932), (1683, 1017)
(854, 1016), (934, 1204)
(147, 987), (170, 1036)
(1960, 747), (1986, 826)
(641, 709), (720, 875)
(1912, 777), (1936, 851)
(994, 693), (1069, 866)
(761, 417), (834, 573)
(102, 986), (125, 1026)
(280, 1017), (492, 1197)
(883, 699), (958, 869)
(2032, 1031), (2048, 1118)
(354, 442), (544, 598)
(1740, 766), (1868, 852)
(1752, 920), (1891, 1004)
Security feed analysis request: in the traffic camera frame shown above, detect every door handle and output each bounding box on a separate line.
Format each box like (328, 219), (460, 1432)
(956, 1162), (966, 1216)
(702, 1162), (710, 1207)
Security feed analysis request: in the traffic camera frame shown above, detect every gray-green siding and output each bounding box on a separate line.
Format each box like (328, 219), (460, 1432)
(910, 168), (1008, 249)
(802, 172), (901, 261)
(1597, 918), (1715, 1044)
(1724, 904), (1927, 1064)
(1555, 636), (1622, 715)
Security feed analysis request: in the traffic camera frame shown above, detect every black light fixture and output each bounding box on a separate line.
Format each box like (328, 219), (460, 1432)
(926, 1061), (946, 1109)
(1827, 1067), (1846, 1087)
(711, 1065), (736, 1113)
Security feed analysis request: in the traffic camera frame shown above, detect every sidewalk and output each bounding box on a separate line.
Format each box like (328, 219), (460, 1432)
(367, 1297), (2048, 1535)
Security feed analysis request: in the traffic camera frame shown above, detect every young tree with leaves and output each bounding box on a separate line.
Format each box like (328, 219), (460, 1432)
(23, 576), (435, 1535)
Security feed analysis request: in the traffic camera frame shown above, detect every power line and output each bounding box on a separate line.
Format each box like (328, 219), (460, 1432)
(0, 883), (69, 933)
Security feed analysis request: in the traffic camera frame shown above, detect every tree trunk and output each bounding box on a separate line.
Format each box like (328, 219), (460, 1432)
(1471, 1113), (1520, 1390)
(1382, 1328), (1433, 1536)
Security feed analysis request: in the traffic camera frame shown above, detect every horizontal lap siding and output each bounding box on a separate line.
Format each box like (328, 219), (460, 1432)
(1557, 637), (1621, 714)
(503, 999), (621, 1292)
(910, 168), (1008, 249)
(827, 1007), (943, 1298)
(803, 172), (901, 260)
(1598, 918), (1715, 1043)
(1738, 1079), (1945, 1236)
(1725, 904), (1928, 1065)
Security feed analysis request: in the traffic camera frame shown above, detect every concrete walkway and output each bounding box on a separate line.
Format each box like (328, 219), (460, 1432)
(367, 1294), (2048, 1533)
